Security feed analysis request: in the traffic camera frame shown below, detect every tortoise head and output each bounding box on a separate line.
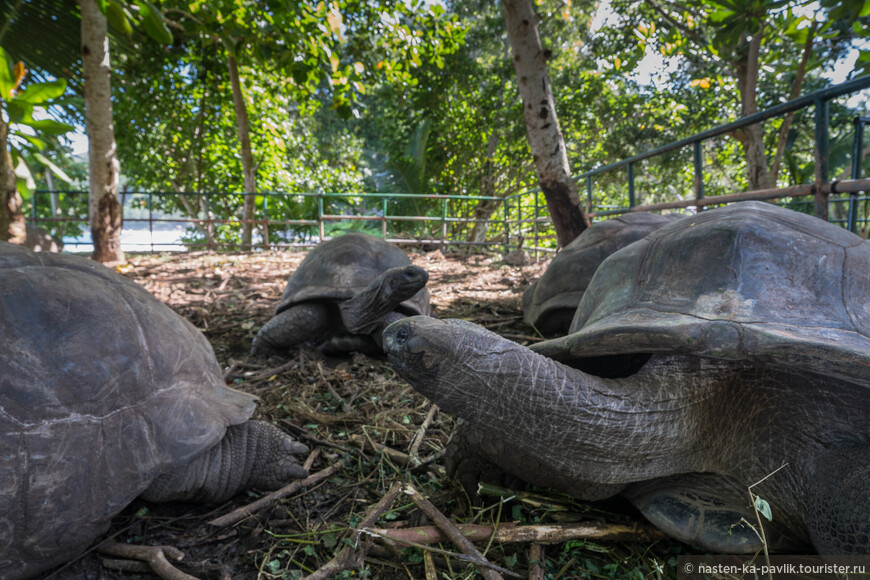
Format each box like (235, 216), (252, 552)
(340, 265), (429, 335)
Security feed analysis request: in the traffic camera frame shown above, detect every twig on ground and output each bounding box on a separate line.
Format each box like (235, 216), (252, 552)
(363, 528), (521, 578)
(97, 541), (197, 580)
(301, 482), (404, 580)
(208, 452), (343, 528)
(529, 543), (545, 580)
(408, 404), (439, 463)
(423, 550), (438, 580)
(403, 483), (505, 580)
(368, 520), (666, 545)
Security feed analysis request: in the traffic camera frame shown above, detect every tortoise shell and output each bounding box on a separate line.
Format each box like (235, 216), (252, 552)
(0, 242), (256, 578)
(523, 212), (681, 335)
(276, 233), (431, 317)
(534, 201), (870, 383)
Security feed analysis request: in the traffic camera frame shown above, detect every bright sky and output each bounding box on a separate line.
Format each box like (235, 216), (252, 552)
(589, 0), (865, 89)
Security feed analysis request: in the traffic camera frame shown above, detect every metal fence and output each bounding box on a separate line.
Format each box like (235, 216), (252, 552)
(27, 76), (870, 256)
(29, 188), (561, 256)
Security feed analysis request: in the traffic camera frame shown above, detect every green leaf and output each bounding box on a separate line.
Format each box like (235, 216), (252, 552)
(16, 133), (46, 152)
(33, 152), (73, 183)
(6, 99), (34, 125)
(13, 155), (35, 198)
(136, 0), (174, 44)
(12, 79), (67, 105)
(25, 119), (74, 136)
(754, 497), (772, 521)
(107, 1), (133, 37)
(96, 0), (108, 14)
(709, 8), (736, 23)
(0, 47), (15, 100)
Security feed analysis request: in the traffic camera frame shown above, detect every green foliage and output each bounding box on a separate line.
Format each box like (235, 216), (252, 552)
(0, 49), (74, 201)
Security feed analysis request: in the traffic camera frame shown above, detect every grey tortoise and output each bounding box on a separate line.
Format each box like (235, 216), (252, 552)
(523, 211), (681, 336)
(252, 233), (431, 356)
(0, 242), (309, 580)
(383, 201), (870, 555)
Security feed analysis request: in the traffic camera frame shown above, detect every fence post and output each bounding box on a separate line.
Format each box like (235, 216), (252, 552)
(585, 176), (592, 213)
(849, 116), (865, 233)
(693, 141), (704, 208)
(148, 191), (154, 252)
(204, 192), (213, 251)
(814, 97), (830, 221)
(318, 194), (325, 241)
(503, 196), (510, 254)
(627, 162), (636, 207)
(262, 194), (270, 250)
(533, 191), (539, 262)
(441, 197), (447, 249)
(382, 197), (388, 239)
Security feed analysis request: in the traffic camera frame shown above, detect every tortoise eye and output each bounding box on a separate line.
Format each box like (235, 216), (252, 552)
(395, 325), (409, 344)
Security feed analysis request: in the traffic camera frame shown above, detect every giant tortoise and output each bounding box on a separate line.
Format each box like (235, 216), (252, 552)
(383, 201), (870, 554)
(0, 242), (309, 579)
(252, 233), (431, 356)
(523, 211), (681, 336)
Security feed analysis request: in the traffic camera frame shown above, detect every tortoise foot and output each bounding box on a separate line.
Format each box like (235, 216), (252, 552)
(807, 446), (870, 554)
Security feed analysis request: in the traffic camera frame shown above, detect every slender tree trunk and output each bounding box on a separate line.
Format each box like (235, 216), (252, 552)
(470, 79), (506, 243)
(502, 0), (588, 248)
(770, 21), (817, 185)
(81, 0), (124, 263)
(0, 118), (25, 244)
(734, 27), (771, 191)
(226, 51), (257, 250)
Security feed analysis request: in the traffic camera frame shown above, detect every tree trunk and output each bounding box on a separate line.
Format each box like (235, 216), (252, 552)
(734, 27), (771, 191)
(226, 51), (257, 250)
(0, 118), (25, 244)
(770, 20), (817, 185)
(81, 0), (124, 263)
(501, 0), (588, 248)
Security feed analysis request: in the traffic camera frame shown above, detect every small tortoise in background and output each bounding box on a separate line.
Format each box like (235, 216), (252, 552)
(252, 232), (431, 356)
(384, 202), (870, 554)
(523, 211), (681, 336)
(0, 242), (309, 580)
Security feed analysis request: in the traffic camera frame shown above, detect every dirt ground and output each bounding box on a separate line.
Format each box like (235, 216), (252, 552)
(42, 247), (684, 580)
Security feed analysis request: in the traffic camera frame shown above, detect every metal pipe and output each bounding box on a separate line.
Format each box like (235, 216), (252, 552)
(578, 75), (870, 179)
(589, 178), (870, 217)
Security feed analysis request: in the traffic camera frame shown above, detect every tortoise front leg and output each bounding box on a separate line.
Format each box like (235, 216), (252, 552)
(251, 302), (332, 356)
(140, 420), (309, 504)
(806, 445), (870, 554)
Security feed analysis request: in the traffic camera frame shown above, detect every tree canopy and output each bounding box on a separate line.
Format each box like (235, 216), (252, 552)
(2, 0), (869, 247)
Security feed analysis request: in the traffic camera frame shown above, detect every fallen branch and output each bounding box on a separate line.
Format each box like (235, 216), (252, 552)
(208, 453), (343, 528)
(97, 541), (197, 580)
(301, 482), (404, 580)
(368, 520), (666, 546)
(403, 483), (506, 580)
(529, 543), (545, 580)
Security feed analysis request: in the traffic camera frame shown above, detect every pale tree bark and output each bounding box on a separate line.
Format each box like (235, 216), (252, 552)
(226, 51), (257, 250)
(501, 0), (588, 248)
(81, 0), (124, 263)
(0, 118), (25, 243)
(734, 26), (772, 191)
